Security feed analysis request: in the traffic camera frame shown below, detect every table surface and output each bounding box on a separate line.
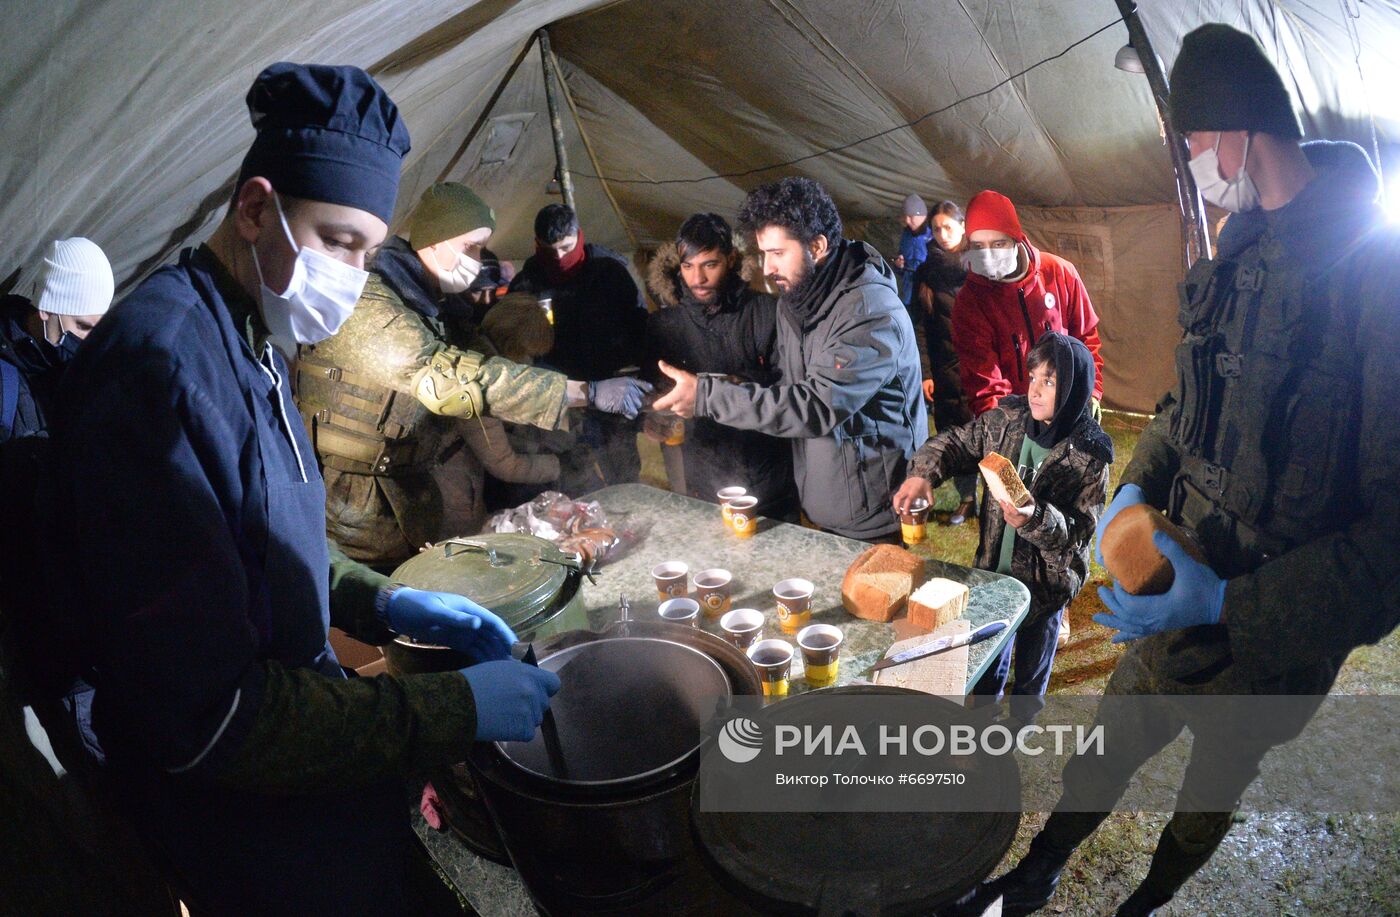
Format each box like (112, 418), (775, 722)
(419, 483), (1030, 915)
(578, 484), (1029, 693)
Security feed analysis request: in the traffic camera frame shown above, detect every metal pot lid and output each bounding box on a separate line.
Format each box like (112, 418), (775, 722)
(691, 686), (1020, 915)
(496, 637), (732, 787)
(389, 534), (579, 633)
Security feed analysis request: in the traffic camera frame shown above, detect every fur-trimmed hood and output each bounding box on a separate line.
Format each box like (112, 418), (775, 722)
(645, 241), (762, 308)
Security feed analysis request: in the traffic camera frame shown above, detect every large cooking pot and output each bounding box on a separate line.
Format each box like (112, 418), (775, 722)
(466, 621), (766, 916)
(382, 533), (590, 676)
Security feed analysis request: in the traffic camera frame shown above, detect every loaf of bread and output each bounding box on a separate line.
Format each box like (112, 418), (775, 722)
(1100, 504), (1209, 595)
(907, 578), (969, 632)
(841, 544), (927, 622)
(979, 452), (1034, 509)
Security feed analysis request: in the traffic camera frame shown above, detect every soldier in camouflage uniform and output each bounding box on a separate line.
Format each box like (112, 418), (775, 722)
(964, 26), (1400, 917)
(296, 183), (650, 570)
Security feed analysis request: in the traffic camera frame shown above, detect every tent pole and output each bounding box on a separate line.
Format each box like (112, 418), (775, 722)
(536, 27), (577, 211)
(434, 35), (539, 184)
(548, 42), (639, 253)
(1113, 0), (1212, 268)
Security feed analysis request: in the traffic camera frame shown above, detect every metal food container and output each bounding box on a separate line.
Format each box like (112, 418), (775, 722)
(382, 533), (591, 676)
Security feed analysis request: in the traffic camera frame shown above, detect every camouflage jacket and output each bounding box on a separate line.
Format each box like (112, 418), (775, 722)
(909, 397), (1111, 623)
(297, 273), (569, 568)
(1118, 142), (1400, 695)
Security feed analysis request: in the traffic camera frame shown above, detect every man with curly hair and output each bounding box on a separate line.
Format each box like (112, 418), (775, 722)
(655, 177), (926, 542)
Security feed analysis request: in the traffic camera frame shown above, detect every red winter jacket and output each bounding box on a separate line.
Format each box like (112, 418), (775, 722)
(951, 243), (1104, 416)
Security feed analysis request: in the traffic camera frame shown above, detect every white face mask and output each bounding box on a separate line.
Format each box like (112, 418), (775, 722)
(1188, 132), (1260, 213)
(250, 193), (368, 352)
(426, 244), (482, 294)
(963, 245), (1020, 281)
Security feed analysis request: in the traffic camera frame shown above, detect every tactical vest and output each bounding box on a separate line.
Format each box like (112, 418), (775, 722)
(1163, 240), (1360, 578)
(295, 348), (484, 477)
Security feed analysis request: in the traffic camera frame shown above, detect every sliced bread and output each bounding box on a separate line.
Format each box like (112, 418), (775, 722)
(979, 452), (1034, 509)
(841, 544), (926, 622)
(907, 577), (969, 632)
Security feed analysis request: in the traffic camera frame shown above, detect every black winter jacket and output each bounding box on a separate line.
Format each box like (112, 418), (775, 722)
(643, 248), (797, 518)
(510, 243), (648, 382)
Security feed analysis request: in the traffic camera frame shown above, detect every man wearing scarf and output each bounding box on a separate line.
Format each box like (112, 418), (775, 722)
(655, 178), (925, 542)
(511, 203), (650, 490)
(298, 183), (649, 570)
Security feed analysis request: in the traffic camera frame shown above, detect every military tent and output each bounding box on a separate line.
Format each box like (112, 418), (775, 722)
(2, 0), (1397, 411)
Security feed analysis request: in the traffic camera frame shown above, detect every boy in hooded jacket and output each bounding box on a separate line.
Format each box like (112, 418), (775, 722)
(893, 332), (1110, 718)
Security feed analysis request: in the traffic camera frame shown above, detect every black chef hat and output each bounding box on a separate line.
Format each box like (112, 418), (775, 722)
(236, 62), (411, 223)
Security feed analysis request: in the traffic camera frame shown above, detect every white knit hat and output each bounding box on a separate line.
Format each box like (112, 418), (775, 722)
(35, 238), (114, 316)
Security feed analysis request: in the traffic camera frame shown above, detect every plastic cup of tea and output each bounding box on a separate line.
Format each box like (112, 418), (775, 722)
(658, 597), (701, 627)
(747, 639), (793, 699)
(694, 568), (733, 618)
(720, 608), (764, 650)
(899, 497), (932, 546)
(796, 623), (844, 688)
(773, 577), (814, 634)
(727, 496), (759, 540)
(651, 561), (689, 601)
(717, 486), (747, 526)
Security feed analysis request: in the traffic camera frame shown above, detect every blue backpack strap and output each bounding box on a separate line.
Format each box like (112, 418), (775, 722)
(0, 358), (20, 437)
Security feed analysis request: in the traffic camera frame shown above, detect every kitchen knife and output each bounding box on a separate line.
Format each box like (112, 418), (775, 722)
(868, 619), (1010, 673)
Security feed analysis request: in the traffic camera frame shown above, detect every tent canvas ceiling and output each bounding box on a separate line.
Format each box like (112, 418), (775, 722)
(2, 0), (1397, 411)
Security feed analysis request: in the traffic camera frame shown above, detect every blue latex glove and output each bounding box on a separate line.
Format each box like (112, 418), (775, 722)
(1095, 483), (1146, 565)
(460, 660), (562, 742)
(384, 586), (516, 662)
(588, 377), (653, 418)
(1092, 531), (1227, 643)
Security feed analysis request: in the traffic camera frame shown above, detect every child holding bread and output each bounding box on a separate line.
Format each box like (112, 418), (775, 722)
(892, 332), (1111, 716)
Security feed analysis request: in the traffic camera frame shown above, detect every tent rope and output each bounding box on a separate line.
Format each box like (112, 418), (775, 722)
(570, 15), (1126, 187)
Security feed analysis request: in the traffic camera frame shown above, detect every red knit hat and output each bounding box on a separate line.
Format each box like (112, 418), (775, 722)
(965, 190), (1024, 241)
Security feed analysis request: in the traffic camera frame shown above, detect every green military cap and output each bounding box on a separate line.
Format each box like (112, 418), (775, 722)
(407, 182), (497, 248)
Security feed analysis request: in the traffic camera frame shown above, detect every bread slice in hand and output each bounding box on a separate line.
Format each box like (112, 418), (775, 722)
(907, 577), (969, 632)
(841, 544), (927, 622)
(979, 452), (1034, 509)
(1100, 504), (1210, 595)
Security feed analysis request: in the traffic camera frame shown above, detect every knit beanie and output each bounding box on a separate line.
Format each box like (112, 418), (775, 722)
(35, 238), (114, 316)
(407, 182), (497, 248)
(902, 193), (928, 218)
(964, 190), (1024, 241)
(1168, 24), (1302, 139)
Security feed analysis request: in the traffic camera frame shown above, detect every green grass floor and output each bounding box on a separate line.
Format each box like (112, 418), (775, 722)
(637, 411), (1400, 915)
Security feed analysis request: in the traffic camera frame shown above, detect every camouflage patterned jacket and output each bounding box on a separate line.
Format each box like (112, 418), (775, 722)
(909, 397), (1111, 623)
(297, 272), (569, 569)
(1117, 141), (1400, 695)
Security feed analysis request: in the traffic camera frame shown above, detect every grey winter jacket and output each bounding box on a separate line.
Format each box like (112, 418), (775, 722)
(695, 241), (927, 539)
(908, 396), (1111, 622)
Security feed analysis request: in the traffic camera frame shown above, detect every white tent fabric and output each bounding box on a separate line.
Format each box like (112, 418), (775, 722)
(1, 0), (1396, 410)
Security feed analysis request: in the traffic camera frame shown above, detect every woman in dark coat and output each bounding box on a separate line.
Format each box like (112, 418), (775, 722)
(911, 200), (976, 523)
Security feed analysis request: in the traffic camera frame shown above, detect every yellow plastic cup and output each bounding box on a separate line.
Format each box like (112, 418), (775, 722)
(727, 496), (759, 540)
(748, 639), (793, 699)
(717, 487), (747, 526)
(797, 623), (844, 688)
(773, 577), (814, 634)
